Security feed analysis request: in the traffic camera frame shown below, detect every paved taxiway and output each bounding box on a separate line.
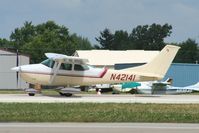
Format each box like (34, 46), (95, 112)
(0, 123), (199, 133)
(0, 94), (199, 103)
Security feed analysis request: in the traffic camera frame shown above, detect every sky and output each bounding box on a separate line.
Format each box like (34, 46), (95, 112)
(1, 0), (199, 45)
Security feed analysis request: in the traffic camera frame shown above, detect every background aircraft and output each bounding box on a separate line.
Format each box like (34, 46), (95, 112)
(12, 45), (180, 96)
(113, 79), (199, 94)
(164, 82), (199, 94)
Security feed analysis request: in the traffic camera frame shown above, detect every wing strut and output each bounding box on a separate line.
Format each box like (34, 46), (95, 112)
(49, 61), (62, 84)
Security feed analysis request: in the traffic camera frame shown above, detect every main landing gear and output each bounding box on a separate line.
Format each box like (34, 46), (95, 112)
(59, 92), (73, 97)
(57, 87), (81, 97)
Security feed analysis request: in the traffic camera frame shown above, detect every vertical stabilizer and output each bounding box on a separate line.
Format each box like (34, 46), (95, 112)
(125, 45), (180, 79)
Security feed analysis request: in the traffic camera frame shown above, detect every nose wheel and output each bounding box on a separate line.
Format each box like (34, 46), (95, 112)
(25, 88), (38, 96)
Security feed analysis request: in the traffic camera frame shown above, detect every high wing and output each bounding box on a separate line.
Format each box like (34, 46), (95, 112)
(45, 53), (89, 84)
(45, 53), (89, 64)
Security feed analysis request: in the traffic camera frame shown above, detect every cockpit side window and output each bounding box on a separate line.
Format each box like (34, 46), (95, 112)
(41, 59), (55, 68)
(74, 64), (89, 71)
(60, 63), (72, 70)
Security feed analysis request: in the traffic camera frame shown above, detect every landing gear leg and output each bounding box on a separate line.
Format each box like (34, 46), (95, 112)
(34, 84), (42, 94)
(25, 84), (41, 96)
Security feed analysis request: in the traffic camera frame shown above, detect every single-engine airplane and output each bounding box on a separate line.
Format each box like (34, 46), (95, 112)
(12, 45), (180, 96)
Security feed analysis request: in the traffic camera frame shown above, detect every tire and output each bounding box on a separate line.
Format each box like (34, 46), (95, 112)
(28, 93), (35, 96)
(64, 93), (73, 97)
(130, 89), (137, 94)
(59, 92), (65, 96)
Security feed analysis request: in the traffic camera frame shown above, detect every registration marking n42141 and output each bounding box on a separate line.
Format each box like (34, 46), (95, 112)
(110, 74), (135, 81)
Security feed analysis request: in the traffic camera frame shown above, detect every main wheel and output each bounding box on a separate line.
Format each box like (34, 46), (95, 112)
(28, 93), (35, 96)
(59, 92), (65, 96)
(130, 89), (138, 94)
(64, 93), (72, 97)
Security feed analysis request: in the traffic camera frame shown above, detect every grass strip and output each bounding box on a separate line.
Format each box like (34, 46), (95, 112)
(0, 103), (199, 123)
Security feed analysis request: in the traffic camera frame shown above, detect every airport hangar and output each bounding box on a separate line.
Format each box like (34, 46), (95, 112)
(74, 50), (199, 87)
(0, 49), (29, 89)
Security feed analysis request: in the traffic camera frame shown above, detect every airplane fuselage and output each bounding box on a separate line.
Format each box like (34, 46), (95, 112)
(17, 63), (158, 86)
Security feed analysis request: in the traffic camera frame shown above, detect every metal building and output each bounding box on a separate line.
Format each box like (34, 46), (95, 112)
(164, 63), (199, 87)
(0, 49), (29, 89)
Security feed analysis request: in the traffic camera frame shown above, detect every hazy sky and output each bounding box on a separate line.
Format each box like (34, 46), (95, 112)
(1, 0), (199, 44)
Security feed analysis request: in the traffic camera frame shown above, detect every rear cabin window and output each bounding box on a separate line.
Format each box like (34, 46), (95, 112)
(60, 63), (72, 70)
(74, 64), (89, 71)
(41, 59), (55, 68)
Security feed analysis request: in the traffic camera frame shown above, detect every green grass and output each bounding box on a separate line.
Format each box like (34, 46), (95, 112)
(0, 89), (199, 95)
(0, 89), (67, 95)
(0, 103), (199, 123)
(0, 89), (98, 95)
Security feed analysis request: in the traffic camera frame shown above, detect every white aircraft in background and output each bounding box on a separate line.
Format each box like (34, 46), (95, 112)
(112, 78), (172, 93)
(135, 78), (172, 94)
(135, 80), (199, 94)
(165, 82), (199, 94)
(12, 45), (180, 96)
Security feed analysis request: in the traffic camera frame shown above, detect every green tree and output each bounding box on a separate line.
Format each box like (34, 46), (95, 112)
(113, 30), (129, 50)
(130, 23), (172, 50)
(174, 39), (198, 63)
(95, 29), (131, 50)
(129, 25), (148, 49)
(0, 38), (13, 49)
(95, 28), (114, 49)
(9, 21), (92, 63)
(70, 34), (92, 50)
(96, 23), (172, 50)
(10, 21), (35, 49)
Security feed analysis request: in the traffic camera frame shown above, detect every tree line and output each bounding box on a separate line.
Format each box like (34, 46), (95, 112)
(0, 21), (198, 63)
(0, 21), (92, 63)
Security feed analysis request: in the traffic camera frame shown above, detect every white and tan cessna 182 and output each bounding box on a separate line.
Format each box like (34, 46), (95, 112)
(12, 45), (180, 96)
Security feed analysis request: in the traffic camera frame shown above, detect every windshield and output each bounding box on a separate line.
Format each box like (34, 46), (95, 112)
(41, 59), (55, 68)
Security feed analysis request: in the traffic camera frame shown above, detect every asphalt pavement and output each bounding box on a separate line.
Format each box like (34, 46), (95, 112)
(0, 123), (199, 133)
(0, 94), (199, 103)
